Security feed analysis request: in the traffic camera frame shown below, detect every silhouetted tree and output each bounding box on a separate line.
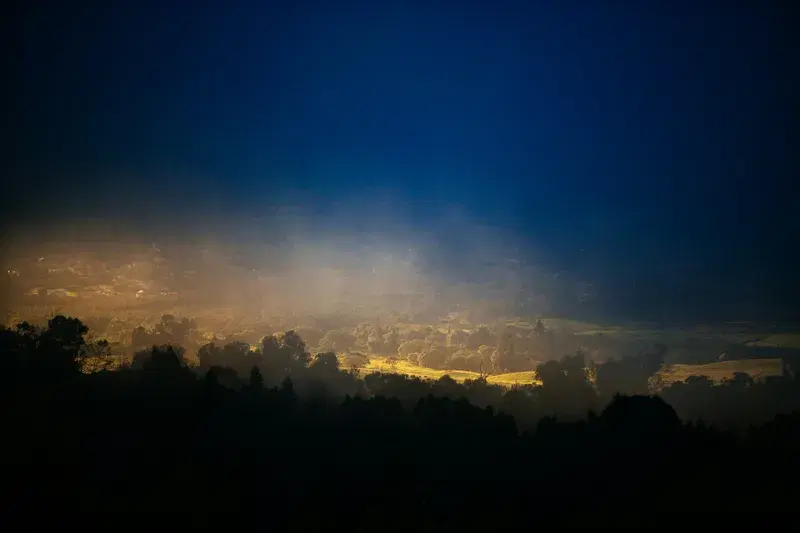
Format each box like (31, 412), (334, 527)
(311, 351), (339, 371)
(248, 365), (264, 390)
(5, 310), (800, 524)
(419, 345), (449, 370)
(595, 344), (666, 398)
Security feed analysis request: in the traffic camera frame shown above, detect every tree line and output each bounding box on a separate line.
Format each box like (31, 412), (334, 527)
(1, 315), (798, 525)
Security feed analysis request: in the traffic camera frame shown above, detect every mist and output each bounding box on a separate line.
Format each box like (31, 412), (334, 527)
(2, 194), (594, 331)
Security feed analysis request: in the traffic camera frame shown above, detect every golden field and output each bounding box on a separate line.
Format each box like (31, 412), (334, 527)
(349, 355), (784, 388)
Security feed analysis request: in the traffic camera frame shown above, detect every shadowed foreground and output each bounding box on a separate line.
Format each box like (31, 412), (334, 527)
(2, 316), (798, 526)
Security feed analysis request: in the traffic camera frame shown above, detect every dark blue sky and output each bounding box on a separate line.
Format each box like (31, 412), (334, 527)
(10, 1), (799, 321)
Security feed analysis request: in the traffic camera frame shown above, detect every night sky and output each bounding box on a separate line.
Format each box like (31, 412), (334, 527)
(9, 1), (799, 322)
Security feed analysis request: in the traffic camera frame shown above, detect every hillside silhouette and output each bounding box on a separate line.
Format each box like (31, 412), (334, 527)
(2, 315), (799, 526)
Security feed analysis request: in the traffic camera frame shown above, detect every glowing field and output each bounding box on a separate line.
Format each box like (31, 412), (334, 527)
(355, 355), (784, 388)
